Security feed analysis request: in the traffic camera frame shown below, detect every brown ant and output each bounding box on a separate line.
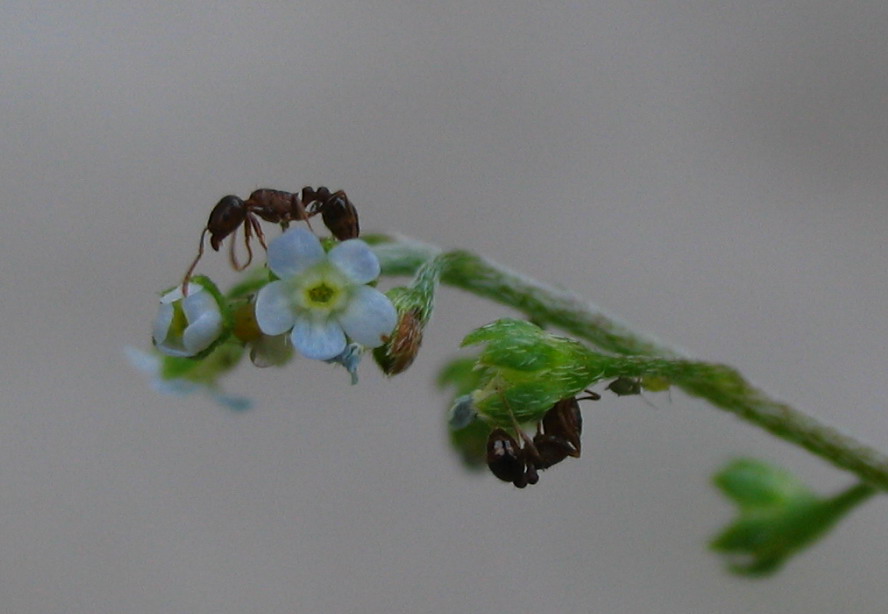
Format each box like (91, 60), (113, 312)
(486, 391), (599, 488)
(181, 186), (360, 292)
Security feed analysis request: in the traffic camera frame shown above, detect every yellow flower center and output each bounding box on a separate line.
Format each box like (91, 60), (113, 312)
(308, 282), (337, 304)
(169, 302), (189, 337)
(293, 263), (349, 314)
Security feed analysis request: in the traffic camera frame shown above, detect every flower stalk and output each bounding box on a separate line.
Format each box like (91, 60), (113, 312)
(369, 234), (888, 492)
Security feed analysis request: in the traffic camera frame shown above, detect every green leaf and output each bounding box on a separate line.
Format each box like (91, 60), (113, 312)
(710, 458), (876, 576)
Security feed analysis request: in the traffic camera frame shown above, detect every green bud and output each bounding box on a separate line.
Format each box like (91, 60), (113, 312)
(460, 319), (604, 425)
(373, 253), (442, 375)
(373, 288), (426, 375)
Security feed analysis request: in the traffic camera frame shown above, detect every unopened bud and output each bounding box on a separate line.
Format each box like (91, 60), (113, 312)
(448, 394), (478, 429)
(374, 307), (424, 375)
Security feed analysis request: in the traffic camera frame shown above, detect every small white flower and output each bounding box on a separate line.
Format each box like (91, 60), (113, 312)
(152, 283), (224, 357)
(255, 228), (397, 361)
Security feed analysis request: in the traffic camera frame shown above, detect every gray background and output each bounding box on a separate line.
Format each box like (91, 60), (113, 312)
(3, 2), (888, 612)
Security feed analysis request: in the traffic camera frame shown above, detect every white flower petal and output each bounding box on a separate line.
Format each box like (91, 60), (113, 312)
(182, 290), (220, 322)
(152, 303), (174, 345)
(255, 281), (297, 335)
(159, 285), (189, 304)
(267, 227), (325, 279)
(328, 239), (380, 284)
(291, 316), (347, 360)
(337, 286), (397, 348)
(154, 343), (194, 358)
(183, 312), (224, 354)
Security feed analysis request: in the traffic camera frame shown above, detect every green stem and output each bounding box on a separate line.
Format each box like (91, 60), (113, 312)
(826, 482), (878, 516)
(370, 234), (888, 492)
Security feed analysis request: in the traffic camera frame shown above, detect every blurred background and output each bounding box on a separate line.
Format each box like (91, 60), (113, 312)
(3, 2), (887, 612)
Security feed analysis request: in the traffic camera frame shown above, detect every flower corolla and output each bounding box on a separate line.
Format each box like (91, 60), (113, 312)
(255, 228), (397, 361)
(152, 283), (224, 357)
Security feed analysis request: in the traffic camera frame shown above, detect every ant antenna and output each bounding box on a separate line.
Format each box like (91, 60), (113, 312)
(181, 228), (210, 295)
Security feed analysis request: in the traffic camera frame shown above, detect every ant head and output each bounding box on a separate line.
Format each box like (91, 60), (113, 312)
(207, 195), (247, 251)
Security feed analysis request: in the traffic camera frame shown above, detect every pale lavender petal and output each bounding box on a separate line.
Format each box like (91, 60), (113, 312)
(183, 311), (223, 354)
(337, 286), (397, 348)
(328, 239), (380, 284)
(182, 290), (219, 322)
(159, 285), (188, 305)
(267, 227), (325, 279)
(154, 343), (194, 358)
(290, 316), (347, 360)
(152, 303), (174, 345)
(325, 343), (362, 385)
(255, 281), (297, 335)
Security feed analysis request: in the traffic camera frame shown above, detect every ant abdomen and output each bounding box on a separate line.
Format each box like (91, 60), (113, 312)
(487, 428), (527, 486)
(303, 186), (360, 241)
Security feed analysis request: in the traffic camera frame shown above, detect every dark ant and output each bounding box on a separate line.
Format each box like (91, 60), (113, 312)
(181, 186), (359, 292)
(533, 394), (589, 468)
(486, 391), (599, 488)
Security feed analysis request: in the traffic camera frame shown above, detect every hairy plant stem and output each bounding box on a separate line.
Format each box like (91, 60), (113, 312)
(370, 234), (888, 492)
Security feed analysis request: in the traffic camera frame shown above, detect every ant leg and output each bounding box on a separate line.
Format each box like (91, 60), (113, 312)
(292, 193), (310, 222)
(227, 224), (241, 270)
(579, 389), (601, 401)
(294, 195), (316, 233)
(250, 215), (268, 251)
(227, 222), (252, 272)
(235, 217), (255, 271)
(181, 228), (209, 295)
(498, 391), (541, 485)
(507, 410), (539, 459)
